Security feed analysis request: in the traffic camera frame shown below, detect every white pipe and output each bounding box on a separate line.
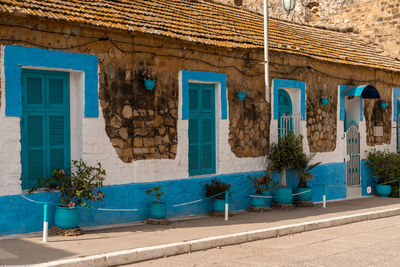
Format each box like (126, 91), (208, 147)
(225, 203), (229, 221)
(323, 195), (326, 208)
(264, 0), (270, 102)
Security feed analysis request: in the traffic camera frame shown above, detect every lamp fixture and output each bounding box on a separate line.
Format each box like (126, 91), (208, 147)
(282, 0), (295, 15)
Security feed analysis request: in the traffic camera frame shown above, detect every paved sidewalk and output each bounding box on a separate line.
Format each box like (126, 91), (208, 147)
(0, 197), (399, 266)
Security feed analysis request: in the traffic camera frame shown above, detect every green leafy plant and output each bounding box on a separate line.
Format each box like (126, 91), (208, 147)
(269, 132), (304, 187)
(146, 185), (164, 204)
(248, 167), (279, 194)
(365, 149), (400, 184)
(29, 159), (106, 208)
(205, 178), (231, 200)
(295, 153), (321, 188)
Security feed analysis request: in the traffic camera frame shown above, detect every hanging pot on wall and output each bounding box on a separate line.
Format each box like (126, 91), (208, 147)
(144, 79), (156, 90)
(236, 91), (247, 100)
(321, 97), (330, 106)
(380, 101), (387, 109)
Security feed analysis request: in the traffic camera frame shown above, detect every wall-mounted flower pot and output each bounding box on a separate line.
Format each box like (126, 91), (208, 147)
(236, 91), (246, 100)
(54, 206), (79, 229)
(321, 97), (330, 106)
(380, 102), (387, 109)
(149, 203), (167, 219)
(144, 79), (156, 90)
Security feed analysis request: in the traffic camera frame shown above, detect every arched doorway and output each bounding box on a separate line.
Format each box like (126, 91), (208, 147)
(278, 89), (293, 137)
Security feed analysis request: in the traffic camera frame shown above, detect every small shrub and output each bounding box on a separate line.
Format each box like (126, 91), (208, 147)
(146, 185), (164, 204)
(248, 167), (278, 194)
(205, 178), (231, 200)
(365, 149), (400, 184)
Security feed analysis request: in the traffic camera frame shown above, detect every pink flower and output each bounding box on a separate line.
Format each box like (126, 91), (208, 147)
(60, 169), (65, 175)
(98, 193), (103, 198)
(259, 178), (262, 183)
(68, 202), (75, 209)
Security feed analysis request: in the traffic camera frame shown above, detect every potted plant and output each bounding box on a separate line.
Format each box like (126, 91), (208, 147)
(248, 167), (278, 208)
(365, 149), (397, 197)
(269, 132), (304, 204)
(29, 159), (106, 229)
(142, 70), (156, 90)
(146, 185), (167, 219)
(205, 178), (231, 212)
(295, 153), (321, 202)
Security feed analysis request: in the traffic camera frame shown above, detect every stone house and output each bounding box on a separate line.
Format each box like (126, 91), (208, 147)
(1, 0), (400, 236)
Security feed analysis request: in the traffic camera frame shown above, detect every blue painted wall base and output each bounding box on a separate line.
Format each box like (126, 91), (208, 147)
(0, 162), (376, 236)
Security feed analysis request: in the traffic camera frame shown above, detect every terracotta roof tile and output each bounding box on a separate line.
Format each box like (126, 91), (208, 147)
(1, 0), (399, 71)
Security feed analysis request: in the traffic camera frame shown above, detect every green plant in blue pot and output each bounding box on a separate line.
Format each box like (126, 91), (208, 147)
(29, 160), (106, 229)
(146, 185), (167, 219)
(365, 149), (398, 197)
(269, 132), (304, 205)
(295, 153), (321, 202)
(205, 178), (231, 212)
(249, 167), (278, 208)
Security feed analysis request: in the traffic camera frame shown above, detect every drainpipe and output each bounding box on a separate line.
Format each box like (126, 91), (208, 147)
(264, 0), (270, 102)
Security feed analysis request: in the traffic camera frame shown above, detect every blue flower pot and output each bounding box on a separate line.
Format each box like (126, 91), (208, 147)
(150, 203), (167, 219)
(251, 194), (266, 207)
(55, 206), (79, 229)
(295, 187), (313, 202)
(213, 199), (225, 212)
(321, 97), (329, 106)
(376, 184), (391, 198)
(236, 91), (246, 100)
(273, 187), (293, 205)
(380, 102), (387, 109)
(144, 79), (156, 90)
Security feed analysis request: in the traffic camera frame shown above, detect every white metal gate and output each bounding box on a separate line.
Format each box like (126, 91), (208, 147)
(346, 125), (360, 186)
(278, 114), (300, 137)
(397, 114), (400, 153)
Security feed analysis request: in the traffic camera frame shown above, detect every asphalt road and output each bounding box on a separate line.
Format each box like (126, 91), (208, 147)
(130, 215), (400, 267)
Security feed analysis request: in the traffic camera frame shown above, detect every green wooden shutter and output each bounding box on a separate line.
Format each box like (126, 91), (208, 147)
(188, 83), (215, 176)
(21, 70), (70, 189)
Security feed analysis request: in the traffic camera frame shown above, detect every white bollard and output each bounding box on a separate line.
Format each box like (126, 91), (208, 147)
(225, 191), (229, 221)
(43, 203), (48, 242)
(323, 195), (326, 208)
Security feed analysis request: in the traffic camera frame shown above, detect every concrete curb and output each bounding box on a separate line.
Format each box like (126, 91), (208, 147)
(37, 207), (400, 267)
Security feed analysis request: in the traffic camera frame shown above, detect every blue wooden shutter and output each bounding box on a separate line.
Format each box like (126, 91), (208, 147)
(188, 83), (215, 176)
(21, 70), (70, 189)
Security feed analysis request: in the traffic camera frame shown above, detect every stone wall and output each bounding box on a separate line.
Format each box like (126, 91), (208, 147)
(0, 14), (268, 162)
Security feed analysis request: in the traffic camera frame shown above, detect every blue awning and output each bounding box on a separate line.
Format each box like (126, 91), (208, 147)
(342, 85), (381, 99)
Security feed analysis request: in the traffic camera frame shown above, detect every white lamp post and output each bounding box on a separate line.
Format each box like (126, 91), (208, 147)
(264, 0), (296, 102)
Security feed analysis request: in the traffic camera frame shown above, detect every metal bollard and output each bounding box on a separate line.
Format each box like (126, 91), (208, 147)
(322, 184), (326, 208)
(43, 202), (48, 243)
(225, 191), (229, 221)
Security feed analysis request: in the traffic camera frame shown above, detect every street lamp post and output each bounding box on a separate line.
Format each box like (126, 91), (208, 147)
(264, 0), (296, 102)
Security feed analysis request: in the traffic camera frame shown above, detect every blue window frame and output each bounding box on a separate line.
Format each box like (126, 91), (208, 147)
(188, 83), (216, 176)
(21, 69), (70, 189)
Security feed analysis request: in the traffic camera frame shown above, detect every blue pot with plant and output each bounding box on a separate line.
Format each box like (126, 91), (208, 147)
(365, 149), (398, 198)
(29, 160), (106, 229)
(269, 132), (305, 205)
(142, 70), (156, 90)
(249, 167), (278, 208)
(146, 185), (167, 219)
(205, 178), (231, 212)
(376, 184), (391, 198)
(295, 153), (321, 202)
